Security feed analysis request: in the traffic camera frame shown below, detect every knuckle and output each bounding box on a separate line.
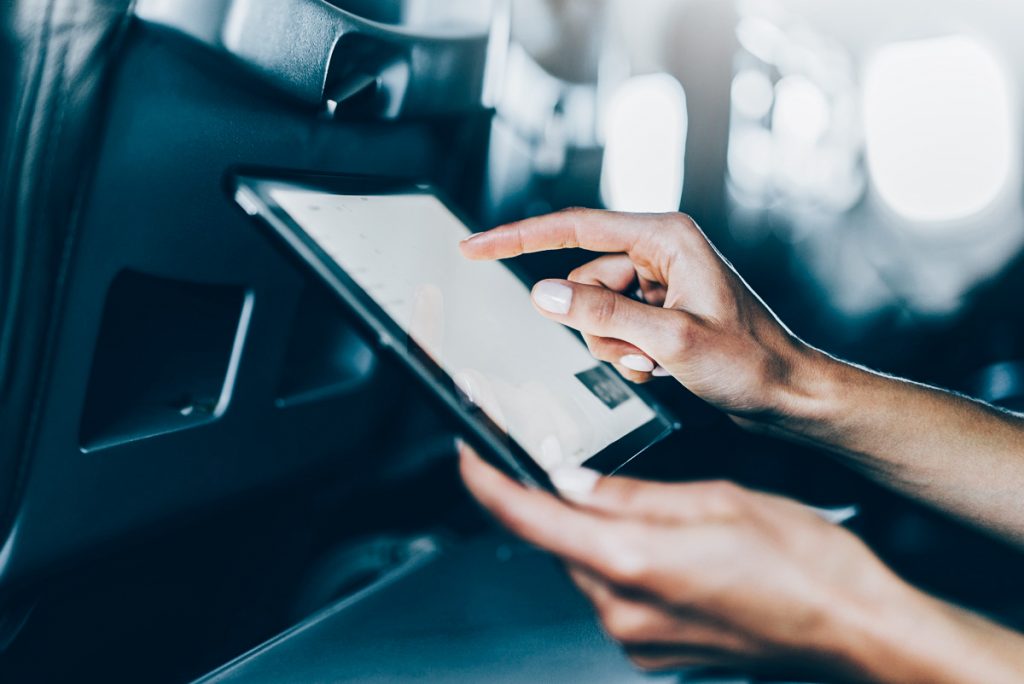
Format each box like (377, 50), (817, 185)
(603, 480), (643, 511)
(671, 211), (695, 227)
(699, 480), (748, 516)
(603, 540), (651, 587)
(560, 207), (597, 246)
(666, 213), (709, 249)
(512, 224), (527, 255)
(590, 290), (619, 327)
(662, 312), (696, 358)
(665, 212), (695, 234)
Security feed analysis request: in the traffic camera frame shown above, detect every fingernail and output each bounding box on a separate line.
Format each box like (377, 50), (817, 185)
(652, 366), (671, 377)
(550, 466), (602, 502)
(460, 233), (480, 244)
(532, 281), (573, 315)
(807, 504), (860, 525)
(539, 434), (565, 471)
(620, 355), (655, 373)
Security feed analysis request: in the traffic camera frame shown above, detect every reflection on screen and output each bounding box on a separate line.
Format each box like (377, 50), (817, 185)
(270, 188), (657, 470)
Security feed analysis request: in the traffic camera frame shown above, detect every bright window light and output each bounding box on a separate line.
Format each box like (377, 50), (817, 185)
(601, 73), (687, 213)
(773, 75), (830, 145)
(732, 68), (774, 120)
(863, 35), (1015, 224)
(727, 125), (773, 194)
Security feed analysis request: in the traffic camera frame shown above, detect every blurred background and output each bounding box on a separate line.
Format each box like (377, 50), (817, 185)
(498, 0), (1024, 607)
(496, 0), (1024, 381)
(3, 0), (1024, 681)
(488, 0), (1024, 618)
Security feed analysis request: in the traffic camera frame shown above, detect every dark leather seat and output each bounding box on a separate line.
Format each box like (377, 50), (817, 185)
(0, 0), (492, 600)
(0, 0), (134, 584)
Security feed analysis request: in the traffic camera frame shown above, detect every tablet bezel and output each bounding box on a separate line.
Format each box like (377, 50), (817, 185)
(230, 170), (678, 492)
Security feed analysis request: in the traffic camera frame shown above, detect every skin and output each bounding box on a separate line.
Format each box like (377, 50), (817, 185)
(456, 208), (1024, 680)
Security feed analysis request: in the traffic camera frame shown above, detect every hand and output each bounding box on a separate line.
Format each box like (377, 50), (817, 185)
(460, 209), (826, 427)
(458, 445), (1024, 682)
(462, 209), (1024, 552)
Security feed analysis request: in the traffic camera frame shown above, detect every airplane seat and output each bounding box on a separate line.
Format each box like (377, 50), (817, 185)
(0, 0), (494, 605)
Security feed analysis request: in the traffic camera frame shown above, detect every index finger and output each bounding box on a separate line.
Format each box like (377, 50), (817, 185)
(460, 208), (646, 261)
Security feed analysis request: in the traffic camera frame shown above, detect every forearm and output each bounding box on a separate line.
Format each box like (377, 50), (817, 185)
(841, 582), (1024, 683)
(776, 349), (1024, 545)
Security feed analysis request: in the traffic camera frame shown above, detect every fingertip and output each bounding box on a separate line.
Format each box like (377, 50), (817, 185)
(458, 233), (487, 259)
(612, 364), (652, 385)
(619, 354), (655, 373)
(532, 279), (574, 315)
(457, 440), (489, 487)
(454, 437), (471, 462)
(550, 466), (602, 503)
(457, 441), (530, 511)
(457, 440), (490, 479)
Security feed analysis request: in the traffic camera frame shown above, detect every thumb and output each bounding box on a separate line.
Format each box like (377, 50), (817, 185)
(530, 279), (689, 364)
(550, 468), (745, 526)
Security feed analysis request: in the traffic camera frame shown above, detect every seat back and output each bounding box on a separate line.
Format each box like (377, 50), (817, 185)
(0, 0), (496, 596)
(0, 0), (135, 582)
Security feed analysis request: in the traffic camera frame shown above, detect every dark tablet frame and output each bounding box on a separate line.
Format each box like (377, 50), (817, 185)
(229, 170), (678, 492)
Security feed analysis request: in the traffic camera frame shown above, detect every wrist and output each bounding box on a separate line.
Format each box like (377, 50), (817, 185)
(821, 571), (947, 682)
(832, 577), (1024, 683)
(769, 343), (853, 435)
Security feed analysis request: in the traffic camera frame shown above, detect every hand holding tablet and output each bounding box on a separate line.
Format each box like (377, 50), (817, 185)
(234, 174), (677, 491)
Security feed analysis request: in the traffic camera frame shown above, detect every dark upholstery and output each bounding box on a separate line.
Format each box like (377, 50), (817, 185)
(0, 0), (133, 569)
(0, 0), (492, 597)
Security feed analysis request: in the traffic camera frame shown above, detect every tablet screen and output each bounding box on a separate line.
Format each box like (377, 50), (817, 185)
(269, 188), (659, 471)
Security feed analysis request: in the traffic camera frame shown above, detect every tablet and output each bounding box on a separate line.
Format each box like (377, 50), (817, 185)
(232, 173), (677, 491)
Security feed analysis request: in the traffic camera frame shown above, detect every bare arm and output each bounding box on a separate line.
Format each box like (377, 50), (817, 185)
(461, 209), (1024, 546)
(459, 445), (1024, 682)
(771, 355), (1024, 545)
